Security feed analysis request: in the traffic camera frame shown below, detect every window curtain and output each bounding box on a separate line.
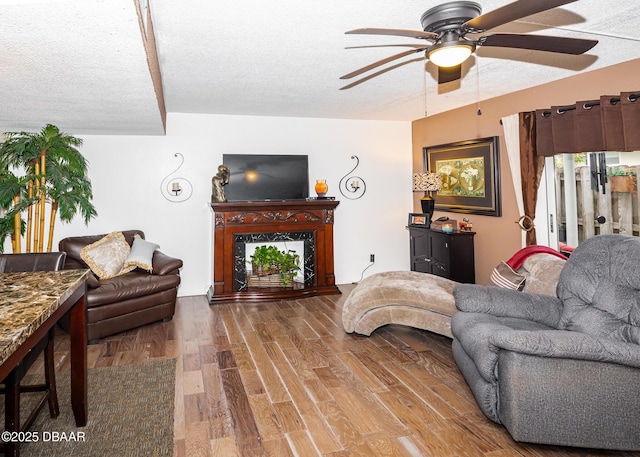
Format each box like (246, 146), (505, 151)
(575, 100), (604, 152)
(502, 113), (526, 247)
(535, 109), (554, 157)
(622, 92), (640, 150)
(517, 91), (638, 248)
(601, 95), (625, 151)
(502, 112), (545, 246)
(519, 112), (545, 246)
(536, 91), (640, 155)
(551, 105), (577, 153)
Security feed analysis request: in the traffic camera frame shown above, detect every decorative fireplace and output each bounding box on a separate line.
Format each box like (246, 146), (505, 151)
(208, 200), (340, 302)
(234, 231), (314, 290)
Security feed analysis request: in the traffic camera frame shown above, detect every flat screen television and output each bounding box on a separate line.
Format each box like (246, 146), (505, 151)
(222, 154), (309, 202)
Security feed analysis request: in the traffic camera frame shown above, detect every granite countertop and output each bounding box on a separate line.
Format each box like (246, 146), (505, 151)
(0, 269), (89, 368)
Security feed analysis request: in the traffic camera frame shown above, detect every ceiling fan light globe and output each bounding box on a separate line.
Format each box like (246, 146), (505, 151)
(428, 44), (473, 67)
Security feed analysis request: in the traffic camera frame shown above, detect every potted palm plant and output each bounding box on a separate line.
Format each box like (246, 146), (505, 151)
(0, 124), (97, 253)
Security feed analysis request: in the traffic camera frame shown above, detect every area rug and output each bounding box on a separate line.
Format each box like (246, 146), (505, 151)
(4, 359), (176, 457)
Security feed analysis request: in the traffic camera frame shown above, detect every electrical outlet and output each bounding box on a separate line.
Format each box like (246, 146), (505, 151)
(370, 254), (375, 263)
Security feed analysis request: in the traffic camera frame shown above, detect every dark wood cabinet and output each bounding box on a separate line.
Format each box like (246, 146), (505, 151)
(409, 227), (475, 283)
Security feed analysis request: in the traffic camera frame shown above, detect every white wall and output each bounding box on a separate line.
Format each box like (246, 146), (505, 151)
(47, 113), (413, 296)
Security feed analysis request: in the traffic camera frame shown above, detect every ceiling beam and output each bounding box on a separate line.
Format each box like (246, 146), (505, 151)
(135, 0), (167, 133)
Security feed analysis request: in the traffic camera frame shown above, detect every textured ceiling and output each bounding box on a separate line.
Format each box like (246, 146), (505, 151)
(1, 0), (640, 135)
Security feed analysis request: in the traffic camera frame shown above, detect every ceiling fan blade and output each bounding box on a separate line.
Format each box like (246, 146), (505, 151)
(346, 44), (429, 50)
(340, 48), (427, 80)
(437, 65), (462, 84)
(340, 58), (424, 90)
(479, 33), (598, 54)
(346, 28), (437, 40)
(463, 0), (578, 33)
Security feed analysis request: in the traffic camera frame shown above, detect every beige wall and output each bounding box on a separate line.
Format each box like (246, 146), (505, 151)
(412, 58), (640, 284)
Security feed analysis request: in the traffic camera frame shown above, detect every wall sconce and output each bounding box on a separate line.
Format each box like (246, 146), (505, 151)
(161, 153), (193, 203)
(339, 155), (366, 200)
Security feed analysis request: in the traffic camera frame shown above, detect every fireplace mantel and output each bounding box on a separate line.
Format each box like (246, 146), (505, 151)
(208, 200), (341, 302)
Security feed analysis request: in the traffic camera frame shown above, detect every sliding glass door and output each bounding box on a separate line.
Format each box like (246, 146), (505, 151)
(543, 151), (640, 251)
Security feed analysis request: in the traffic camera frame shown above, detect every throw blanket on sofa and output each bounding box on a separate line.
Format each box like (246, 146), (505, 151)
(506, 245), (567, 270)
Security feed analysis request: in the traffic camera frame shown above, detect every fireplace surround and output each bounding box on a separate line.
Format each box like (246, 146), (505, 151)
(208, 200), (340, 302)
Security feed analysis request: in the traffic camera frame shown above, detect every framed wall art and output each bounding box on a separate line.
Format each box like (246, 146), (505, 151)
(423, 136), (501, 217)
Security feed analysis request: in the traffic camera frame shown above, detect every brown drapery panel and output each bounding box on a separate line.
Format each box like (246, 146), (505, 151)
(519, 111), (545, 245)
(551, 105), (577, 154)
(575, 100), (604, 152)
(535, 109), (554, 157)
(536, 91), (640, 155)
(602, 95), (625, 151)
(622, 91), (640, 150)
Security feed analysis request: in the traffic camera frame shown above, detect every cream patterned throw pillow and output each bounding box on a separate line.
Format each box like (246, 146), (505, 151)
(80, 232), (136, 280)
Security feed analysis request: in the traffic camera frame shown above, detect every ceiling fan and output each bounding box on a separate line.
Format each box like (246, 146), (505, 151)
(340, 0), (598, 89)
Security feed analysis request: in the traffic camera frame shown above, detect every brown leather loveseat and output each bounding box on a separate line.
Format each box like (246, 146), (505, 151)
(59, 230), (182, 343)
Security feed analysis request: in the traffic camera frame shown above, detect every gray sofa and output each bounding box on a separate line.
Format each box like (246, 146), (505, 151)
(451, 234), (640, 450)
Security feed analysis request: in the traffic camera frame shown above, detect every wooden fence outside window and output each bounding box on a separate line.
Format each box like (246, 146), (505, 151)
(555, 165), (639, 243)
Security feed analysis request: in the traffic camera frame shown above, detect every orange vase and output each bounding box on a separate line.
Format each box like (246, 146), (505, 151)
(315, 179), (328, 197)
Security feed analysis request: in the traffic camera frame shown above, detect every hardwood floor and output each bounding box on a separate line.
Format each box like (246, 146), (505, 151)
(47, 285), (638, 456)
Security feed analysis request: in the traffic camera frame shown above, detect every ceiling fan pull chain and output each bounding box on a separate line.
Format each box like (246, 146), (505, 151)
(423, 55), (429, 117)
(476, 57), (482, 116)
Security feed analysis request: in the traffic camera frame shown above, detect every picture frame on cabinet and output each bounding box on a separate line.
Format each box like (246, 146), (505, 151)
(423, 136), (501, 216)
(408, 213), (430, 227)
